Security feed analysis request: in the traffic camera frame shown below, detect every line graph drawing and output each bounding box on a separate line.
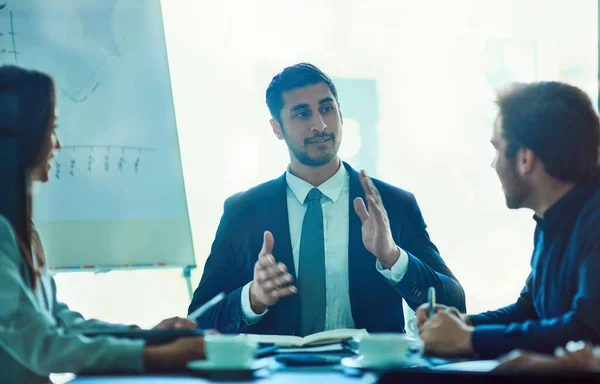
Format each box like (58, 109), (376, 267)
(57, 53), (110, 103)
(0, 4), (115, 103)
(58, 81), (101, 103)
(4, 0), (188, 226)
(53, 145), (156, 179)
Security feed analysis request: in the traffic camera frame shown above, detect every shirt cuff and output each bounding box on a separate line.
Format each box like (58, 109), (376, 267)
(241, 281), (268, 325)
(376, 247), (409, 284)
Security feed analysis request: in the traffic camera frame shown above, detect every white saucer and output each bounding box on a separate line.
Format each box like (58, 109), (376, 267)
(341, 355), (425, 370)
(187, 358), (271, 372)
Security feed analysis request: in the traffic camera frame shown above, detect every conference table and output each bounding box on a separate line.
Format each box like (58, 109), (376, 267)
(50, 359), (600, 384)
(49, 353), (482, 383)
(56, 370), (374, 384)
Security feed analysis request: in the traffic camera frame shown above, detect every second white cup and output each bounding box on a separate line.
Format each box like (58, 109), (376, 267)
(204, 334), (258, 368)
(359, 333), (423, 367)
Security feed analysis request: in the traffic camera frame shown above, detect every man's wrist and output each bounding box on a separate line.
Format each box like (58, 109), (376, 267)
(249, 281), (267, 314)
(462, 314), (473, 326)
(460, 327), (475, 355)
(379, 245), (401, 270)
(143, 345), (170, 372)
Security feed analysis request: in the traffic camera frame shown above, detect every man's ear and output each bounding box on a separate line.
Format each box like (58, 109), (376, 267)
(516, 147), (537, 176)
(270, 118), (284, 140)
(339, 102), (343, 124)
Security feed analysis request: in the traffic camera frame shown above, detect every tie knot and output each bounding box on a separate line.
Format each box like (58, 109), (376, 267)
(305, 188), (322, 204)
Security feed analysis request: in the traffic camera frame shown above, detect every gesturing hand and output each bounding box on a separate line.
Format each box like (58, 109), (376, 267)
(353, 170), (399, 269)
(249, 231), (297, 314)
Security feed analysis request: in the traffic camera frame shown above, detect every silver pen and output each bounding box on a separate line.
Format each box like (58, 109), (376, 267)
(187, 292), (226, 321)
(428, 287), (436, 318)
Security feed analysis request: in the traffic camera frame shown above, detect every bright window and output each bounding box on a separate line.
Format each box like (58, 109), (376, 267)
(54, 0), (598, 328)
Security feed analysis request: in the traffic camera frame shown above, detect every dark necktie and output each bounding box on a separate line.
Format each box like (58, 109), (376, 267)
(298, 188), (326, 336)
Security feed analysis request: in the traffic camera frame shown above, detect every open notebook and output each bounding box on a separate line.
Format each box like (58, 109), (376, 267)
(245, 328), (368, 347)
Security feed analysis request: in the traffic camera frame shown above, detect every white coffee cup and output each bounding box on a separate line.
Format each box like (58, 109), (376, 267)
(204, 334), (258, 368)
(358, 333), (423, 367)
(405, 317), (419, 337)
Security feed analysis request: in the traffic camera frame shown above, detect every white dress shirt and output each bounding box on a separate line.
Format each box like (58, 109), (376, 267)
(241, 162), (409, 327)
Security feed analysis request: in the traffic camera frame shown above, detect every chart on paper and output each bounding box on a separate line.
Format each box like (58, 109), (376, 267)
(52, 145), (156, 179)
(0, 0), (195, 270)
(0, 0), (189, 222)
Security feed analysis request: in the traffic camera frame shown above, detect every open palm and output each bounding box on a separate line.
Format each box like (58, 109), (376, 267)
(353, 170), (397, 267)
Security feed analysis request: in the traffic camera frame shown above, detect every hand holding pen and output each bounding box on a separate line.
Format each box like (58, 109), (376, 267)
(415, 287), (468, 330)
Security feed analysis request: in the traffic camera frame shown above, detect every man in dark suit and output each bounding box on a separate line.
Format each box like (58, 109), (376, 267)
(416, 82), (600, 359)
(189, 63), (465, 335)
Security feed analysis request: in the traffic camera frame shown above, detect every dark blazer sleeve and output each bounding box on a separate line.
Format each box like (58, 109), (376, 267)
(187, 197), (256, 334)
(470, 237), (600, 358)
(391, 193), (466, 312)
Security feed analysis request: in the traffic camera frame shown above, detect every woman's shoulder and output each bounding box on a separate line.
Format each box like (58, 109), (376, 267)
(0, 215), (22, 263)
(0, 215), (16, 239)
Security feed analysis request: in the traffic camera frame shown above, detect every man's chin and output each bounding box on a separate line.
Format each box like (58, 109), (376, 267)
(504, 195), (523, 210)
(301, 155), (337, 167)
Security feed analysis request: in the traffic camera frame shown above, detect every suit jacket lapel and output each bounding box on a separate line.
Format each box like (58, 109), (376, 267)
(260, 172), (300, 334)
(345, 163), (368, 325)
(262, 173), (296, 279)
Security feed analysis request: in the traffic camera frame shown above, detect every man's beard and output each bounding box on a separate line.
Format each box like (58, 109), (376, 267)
(502, 159), (530, 209)
(283, 131), (339, 167)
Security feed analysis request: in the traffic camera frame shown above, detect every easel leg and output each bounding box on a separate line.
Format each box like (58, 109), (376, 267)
(182, 266), (194, 301)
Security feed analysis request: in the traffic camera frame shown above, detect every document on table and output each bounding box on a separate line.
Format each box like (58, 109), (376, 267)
(434, 360), (500, 372)
(277, 343), (346, 353)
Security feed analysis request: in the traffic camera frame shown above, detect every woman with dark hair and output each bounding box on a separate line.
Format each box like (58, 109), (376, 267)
(0, 65), (206, 383)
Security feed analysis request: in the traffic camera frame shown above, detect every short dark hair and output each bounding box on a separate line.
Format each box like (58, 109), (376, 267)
(496, 81), (600, 183)
(265, 63), (338, 125)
